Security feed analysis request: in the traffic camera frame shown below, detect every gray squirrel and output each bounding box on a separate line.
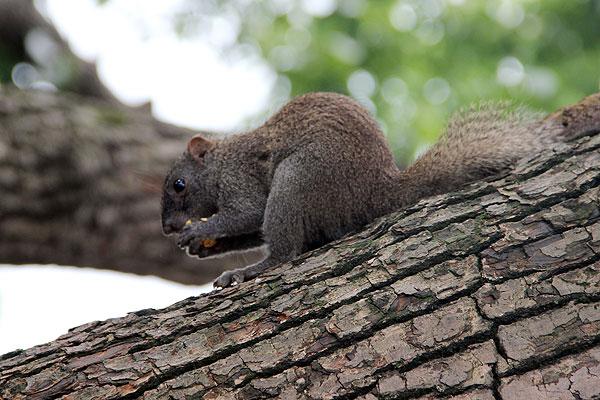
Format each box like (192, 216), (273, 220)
(161, 92), (555, 288)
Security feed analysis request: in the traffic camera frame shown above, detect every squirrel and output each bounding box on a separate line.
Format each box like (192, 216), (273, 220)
(161, 92), (557, 288)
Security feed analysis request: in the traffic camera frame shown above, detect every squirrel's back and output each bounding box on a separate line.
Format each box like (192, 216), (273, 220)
(256, 93), (396, 167)
(217, 94), (554, 215)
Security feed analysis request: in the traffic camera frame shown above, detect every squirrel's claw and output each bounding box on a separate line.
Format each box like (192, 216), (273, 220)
(187, 240), (203, 255)
(177, 223), (199, 248)
(214, 269), (247, 288)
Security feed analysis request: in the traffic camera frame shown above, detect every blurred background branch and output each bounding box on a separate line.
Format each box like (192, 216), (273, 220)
(0, 87), (264, 284)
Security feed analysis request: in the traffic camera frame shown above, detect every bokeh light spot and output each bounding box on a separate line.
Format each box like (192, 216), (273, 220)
(338, 0), (366, 18)
(329, 32), (365, 65)
(487, 0), (525, 29)
(382, 77), (409, 105)
(11, 63), (40, 89)
(390, 2), (418, 32)
(347, 69), (377, 98)
(416, 19), (445, 45)
(423, 77), (451, 105)
(496, 56), (524, 87)
(301, 0), (337, 17)
(420, 0), (445, 19)
(269, 45), (299, 71)
(524, 67), (558, 99)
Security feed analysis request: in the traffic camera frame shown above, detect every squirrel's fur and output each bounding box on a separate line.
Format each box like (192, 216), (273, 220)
(161, 92), (555, 288)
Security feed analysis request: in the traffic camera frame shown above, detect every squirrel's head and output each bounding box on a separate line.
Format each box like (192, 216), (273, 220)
(161, 134), (219, 235)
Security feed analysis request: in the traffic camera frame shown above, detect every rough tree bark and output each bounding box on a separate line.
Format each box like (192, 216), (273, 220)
(0, 88), (264, 284)
(1, 94), (599, 399)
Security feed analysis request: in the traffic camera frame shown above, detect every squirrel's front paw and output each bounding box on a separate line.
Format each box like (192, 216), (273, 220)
(186, 239), (205, 256)
(214, 269), (247, 288)
(177, 222), (206, 249)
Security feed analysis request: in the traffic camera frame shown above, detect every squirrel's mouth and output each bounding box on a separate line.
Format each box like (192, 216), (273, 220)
(187, 232), (264, 259)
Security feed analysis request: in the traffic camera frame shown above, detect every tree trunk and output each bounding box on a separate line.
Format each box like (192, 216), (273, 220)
(1, 93), (599, 399)
(0, 87), (264, 284)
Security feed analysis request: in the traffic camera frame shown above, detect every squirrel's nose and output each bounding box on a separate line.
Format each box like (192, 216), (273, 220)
(162, 224), (174, 235)
(162, 220), (183, 235)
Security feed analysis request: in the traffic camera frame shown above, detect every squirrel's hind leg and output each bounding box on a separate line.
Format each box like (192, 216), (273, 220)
(213, 260), (275, 288)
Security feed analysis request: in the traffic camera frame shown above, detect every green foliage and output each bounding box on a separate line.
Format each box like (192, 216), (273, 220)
(193, 0), (600, 162)
(0, 45), (19, 83)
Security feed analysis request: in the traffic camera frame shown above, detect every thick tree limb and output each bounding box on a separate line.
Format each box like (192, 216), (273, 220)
(1, 93), (599, 399)
(0, 87), (263, 284)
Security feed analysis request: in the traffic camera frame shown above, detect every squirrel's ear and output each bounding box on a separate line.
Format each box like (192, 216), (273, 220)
(187, 134), (215, 161)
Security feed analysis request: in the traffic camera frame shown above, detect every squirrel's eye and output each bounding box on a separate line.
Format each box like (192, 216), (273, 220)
(173, 178), (186, 193)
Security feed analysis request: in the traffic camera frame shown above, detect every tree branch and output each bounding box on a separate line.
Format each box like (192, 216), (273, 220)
(1, 92), (599, 399)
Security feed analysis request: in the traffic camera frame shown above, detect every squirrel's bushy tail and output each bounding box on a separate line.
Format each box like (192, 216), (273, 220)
(397, 102), (552, 205)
